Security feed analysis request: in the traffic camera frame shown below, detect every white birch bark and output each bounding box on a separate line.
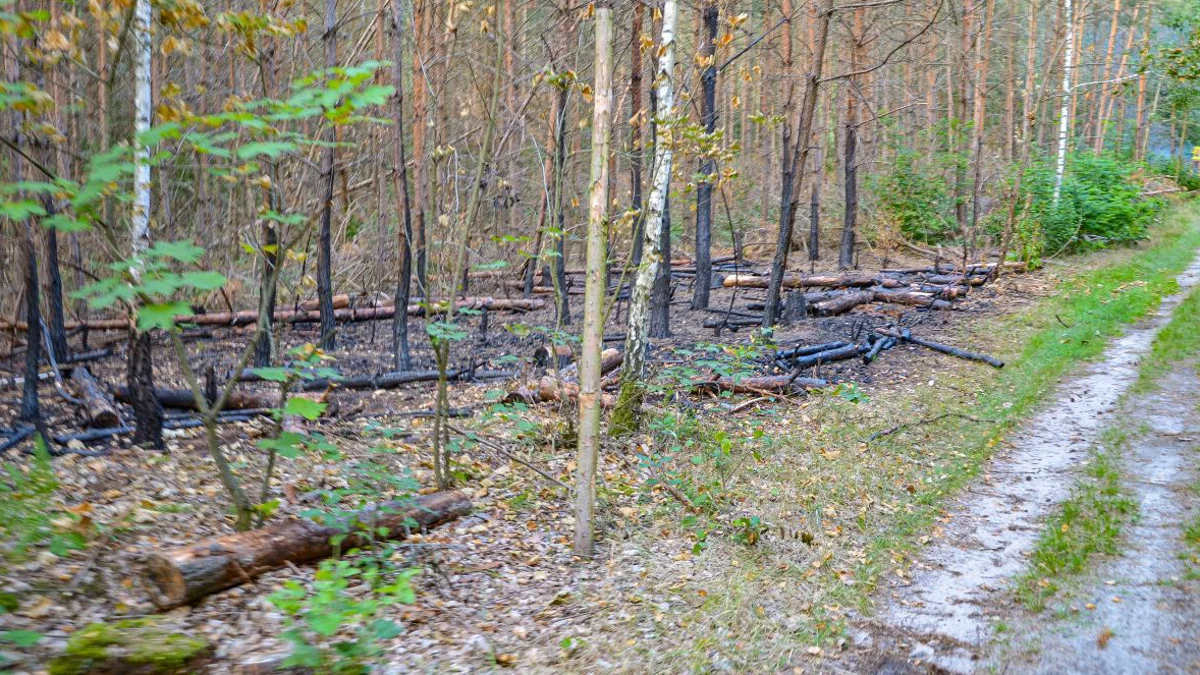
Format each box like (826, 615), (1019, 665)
(1053, 0), (1074, 206)
(574, 0), (614, 558)
(614, 0), (676, 424)
(132, 0), (152, 259)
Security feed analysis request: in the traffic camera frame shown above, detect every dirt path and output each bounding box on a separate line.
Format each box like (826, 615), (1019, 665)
(855, 255), (1200, 674)
(989, 365), (1200, 674)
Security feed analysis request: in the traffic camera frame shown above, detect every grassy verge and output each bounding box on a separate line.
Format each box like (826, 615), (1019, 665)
(590, 201), (1200, 667)
(594, 202), (1200, 672)
(1013, 429), (1137, 611)
(1135, 285), (1200, 392)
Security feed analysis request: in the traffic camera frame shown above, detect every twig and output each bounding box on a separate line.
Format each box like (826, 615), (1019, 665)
(446, 423), (568, 490)
(865, 412), (990, 443)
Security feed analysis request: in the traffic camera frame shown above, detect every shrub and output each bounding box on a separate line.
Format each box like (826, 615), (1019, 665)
(1017, 152), (1161, 261)
(873, 150), (956, 243)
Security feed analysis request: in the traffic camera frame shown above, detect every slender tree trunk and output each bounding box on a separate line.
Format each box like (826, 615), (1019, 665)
(317, 0), (339, 349)
(1134, 3), (1151, 161)
(629, 1), (646, 267)
(968, 0), (996, 253)
(411, 0), (431, 293)
(391, 0), (415, 370)
(691, 0), (718, 309)
(1053, 0), (1075, 204)
(1093, 0), (1122, 154)
(253, 43), (282, 369)
(128, 0), (162, 449)
(551, 83), (572, 325)
(613, 0), (676, 433)
(763, 0), (832, 326)
(575, 0), (614, 557)
(839, 8), (865, 270)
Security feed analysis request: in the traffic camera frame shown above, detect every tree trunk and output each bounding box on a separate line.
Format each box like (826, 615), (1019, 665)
(968, 0), (996, 253)
(550, 81), (572, 326)
(614, 0), (677, 433)
(317, 0), (339, 350)
(390, 0), (415, 371)
(1093, 0), (1123, 154)
(21, 224), (39, 423)
(127, 332), (164, 450)
(691, 0), (718, 309)
(44, 226), (68, 362)
(1053, 0), (1075, 205)
(839, 10), (863, 270)
(763, 0), (832, 326)
(574, 0), (613, 557)
(629, 1), (646, 267)
(145, 491), (471, 608)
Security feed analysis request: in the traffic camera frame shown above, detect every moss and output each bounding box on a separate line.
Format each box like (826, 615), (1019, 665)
(48, 617), (210, 675)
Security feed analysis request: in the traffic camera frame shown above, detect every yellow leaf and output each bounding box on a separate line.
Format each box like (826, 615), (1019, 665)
(718, 33), (733, 48)
(43, 30), (71, 51)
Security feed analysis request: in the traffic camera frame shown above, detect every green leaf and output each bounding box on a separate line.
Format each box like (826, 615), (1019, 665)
(178, 271), (227, 291)
(0, 630), (41, 647)
(284, 397), (326, 421)
(137, 302), (192, 331)
(250, 367), (291, 382)
(307, 612), (341, 637)
(148, 240), (206, 264)
(257, 432), (307, 459)
(237, 140), (298, 160)
(0, 200), (46, 221)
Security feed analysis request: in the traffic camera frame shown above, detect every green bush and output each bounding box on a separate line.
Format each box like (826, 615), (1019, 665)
(1018, 153), (1161, 261)
(873, 150), (956, 243)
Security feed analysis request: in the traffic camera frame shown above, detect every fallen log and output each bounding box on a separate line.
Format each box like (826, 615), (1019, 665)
(71, 368), (121, 428)
(690, 375), (827, 396)
(876, 328), (1004, 368)
(813, 291), (876, 316)
(115, 386), (274, 411)
(789, 343), (869, 370)
(871, 290), (953, 310)
(702, 316), (764, 329)
(723, 273), (881, 289)
(774, 341), (850, 362)
(863, 336), (897, 364)
(923, 274), (987, 287)
(1, 298), (546, 332)
(915, 283), (970, 299)
(557, 348), (623, 381)
(144, 490), (472, 608)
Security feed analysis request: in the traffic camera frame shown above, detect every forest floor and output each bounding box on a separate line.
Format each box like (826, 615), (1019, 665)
(2, 203), (1200, 674)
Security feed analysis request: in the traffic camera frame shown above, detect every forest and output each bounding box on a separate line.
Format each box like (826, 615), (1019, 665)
(3, 0), (1200, 671)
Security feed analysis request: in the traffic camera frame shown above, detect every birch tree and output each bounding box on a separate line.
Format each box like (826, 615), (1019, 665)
(612, 0), (677, 434)
(127, 0), (164, 449)
(574, 0), (614, 558)
(1053, 0), (1076, 205)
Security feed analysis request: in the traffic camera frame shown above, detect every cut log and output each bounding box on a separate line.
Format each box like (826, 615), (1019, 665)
(114, 387), (274, 411)
(557, 348), (623, 381)
(723, 273), (881, 289)
(813, 291), (876, 316)
(690, 375), (827, 396)
(144, 490), (472, 608)
(71, 368), (121, 428)
(871, 290), (953, 310)
(876, 328), (1004, 368)
(923, 274), (988, 287)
